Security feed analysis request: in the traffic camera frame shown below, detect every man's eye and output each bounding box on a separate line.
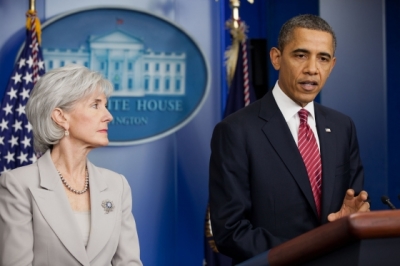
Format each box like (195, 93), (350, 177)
(92, 103), (98, 109)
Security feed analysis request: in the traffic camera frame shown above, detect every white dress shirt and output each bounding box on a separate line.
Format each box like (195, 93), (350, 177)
(272, 81), (320, 150)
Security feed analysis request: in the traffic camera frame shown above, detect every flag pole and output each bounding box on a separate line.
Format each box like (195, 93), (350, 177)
(29, 0), (36, 11)
(230, 0), (240, 29)
(226, 0), (247, 87)
(225, 0), (253, 107)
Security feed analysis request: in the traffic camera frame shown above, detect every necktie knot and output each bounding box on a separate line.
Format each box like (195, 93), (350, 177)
(298, 109), (309, 125)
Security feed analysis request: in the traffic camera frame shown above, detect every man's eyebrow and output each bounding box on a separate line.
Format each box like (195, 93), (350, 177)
(292, 48), (310, 54)
(292, 48), (332, 59)
(319, 52), (332, 59)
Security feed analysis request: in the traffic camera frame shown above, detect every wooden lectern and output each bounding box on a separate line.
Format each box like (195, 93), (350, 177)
(238, 210), (400, 266)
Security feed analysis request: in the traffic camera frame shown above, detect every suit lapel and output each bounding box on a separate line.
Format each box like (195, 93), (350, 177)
(314, 105), (336, 223)
(259, 92), (318, 217)
(29, 151), (90, 266)
(86, 162), (119, 262)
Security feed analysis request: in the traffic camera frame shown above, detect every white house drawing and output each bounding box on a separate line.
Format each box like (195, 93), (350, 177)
(43, 30), (186, 97)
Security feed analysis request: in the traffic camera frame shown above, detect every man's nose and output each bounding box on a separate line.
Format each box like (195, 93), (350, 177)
(304, 57), (319, 75)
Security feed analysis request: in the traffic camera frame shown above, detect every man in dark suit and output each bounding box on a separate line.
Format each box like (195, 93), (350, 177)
(209, 14), (370, 264)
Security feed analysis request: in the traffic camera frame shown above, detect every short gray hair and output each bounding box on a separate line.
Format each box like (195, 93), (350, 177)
(26, 64), (113, 154)
(278, 14), (336, 54)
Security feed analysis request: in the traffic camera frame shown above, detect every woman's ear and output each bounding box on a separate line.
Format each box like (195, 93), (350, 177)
(51, 108), (69, 130)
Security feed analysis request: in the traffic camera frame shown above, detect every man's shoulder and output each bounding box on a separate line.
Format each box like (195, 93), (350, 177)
(222, 90), (276, 125)
(315, 103), (352, 120)
(225, 99), (262, 119)
(315, 103), (355, 129)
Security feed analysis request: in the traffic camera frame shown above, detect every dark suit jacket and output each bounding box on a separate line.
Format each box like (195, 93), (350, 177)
(209, 91), (364, 263)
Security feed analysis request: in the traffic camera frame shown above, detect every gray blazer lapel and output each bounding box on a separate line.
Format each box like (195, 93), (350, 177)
(259, 93), (318, 217)
(29, 151), (90, 266)
(315, 105), (336, 223)
(86, 162), (119, 262)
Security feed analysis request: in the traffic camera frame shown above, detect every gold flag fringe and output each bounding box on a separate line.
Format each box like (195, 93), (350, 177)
(26, 10), (42, 44)
(205, 205), (220, 253)
(225, 20), (248, 88)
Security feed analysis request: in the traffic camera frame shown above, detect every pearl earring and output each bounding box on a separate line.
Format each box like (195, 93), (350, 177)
(65, 130), (69, 137)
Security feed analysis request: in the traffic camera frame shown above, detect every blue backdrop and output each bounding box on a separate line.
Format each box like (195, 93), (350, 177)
(0, 0), (399, 265)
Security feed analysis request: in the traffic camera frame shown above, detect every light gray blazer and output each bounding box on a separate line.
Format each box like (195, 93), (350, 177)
(0, 150), (142, 266)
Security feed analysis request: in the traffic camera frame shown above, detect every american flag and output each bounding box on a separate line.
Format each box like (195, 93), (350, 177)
(204, 21), (256, 266)
(0, 11), (45, 172)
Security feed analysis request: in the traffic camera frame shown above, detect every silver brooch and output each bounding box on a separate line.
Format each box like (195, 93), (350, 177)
(101, 200), (115, 214)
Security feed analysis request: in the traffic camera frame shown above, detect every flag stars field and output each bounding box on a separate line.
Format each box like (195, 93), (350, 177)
(7, 88), (18, 100)
(0, 11), (45, 171)
(17, 152), (28, 164)
(4, 151), (15, 164)
(11, 72), (22, 84)
(21, 136), (31, 148)
(18, 58), (26, 68)
(19, 88), (30, 100)
(25, 122), (32, 132)
(2, 104), (13, 115)
(26, 56), (34, 68)
(23, 72), (33, 84)
(16, 104), (26, 116)
(0, 119), (8, 131)
(8, 136), (18, 147)
(12, 120), (22, 132)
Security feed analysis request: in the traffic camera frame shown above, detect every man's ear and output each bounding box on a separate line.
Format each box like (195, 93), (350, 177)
(270, 47), (281, 71)
(51, 108), (69, 130)
(329, 56), (337, 73)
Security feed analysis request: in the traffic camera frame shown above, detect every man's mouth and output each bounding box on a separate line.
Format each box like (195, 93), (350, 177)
(299, 81), (318, 91)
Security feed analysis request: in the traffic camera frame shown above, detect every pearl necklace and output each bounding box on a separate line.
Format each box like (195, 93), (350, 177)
(57, 168), (89, 195)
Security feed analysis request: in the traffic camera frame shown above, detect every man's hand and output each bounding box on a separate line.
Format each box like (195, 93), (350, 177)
(327, 189), (370, 222)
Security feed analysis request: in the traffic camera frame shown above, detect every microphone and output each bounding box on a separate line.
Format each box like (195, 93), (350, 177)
(381, 195), (397, 210)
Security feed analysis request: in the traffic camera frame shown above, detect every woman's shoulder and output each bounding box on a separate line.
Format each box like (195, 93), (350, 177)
(0, 162), (40, 188)
(89, 163), (129, 190)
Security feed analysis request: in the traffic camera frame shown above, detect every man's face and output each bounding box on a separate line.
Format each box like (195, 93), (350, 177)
(270, 28), (336, 107)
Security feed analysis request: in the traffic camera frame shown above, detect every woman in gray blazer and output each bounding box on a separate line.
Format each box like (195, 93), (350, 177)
(0, 65), (142, 266)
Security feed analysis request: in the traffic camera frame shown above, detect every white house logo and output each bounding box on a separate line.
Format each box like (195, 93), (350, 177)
(40, 7), (209, 145)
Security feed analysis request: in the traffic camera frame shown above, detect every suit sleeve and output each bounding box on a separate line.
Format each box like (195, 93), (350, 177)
(112, 175), (143, 266)
(0, 171), (34, 266)
(209, 120), (287, 262)
(348, 118), (364, 193)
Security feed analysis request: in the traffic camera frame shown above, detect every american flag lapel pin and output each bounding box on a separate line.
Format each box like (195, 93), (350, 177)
(325, 128), (331, 133)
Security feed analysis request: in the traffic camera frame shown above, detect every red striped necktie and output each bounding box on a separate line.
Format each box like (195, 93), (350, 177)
(298, 109), (322, 217)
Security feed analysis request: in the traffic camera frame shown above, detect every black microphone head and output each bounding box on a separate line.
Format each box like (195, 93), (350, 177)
(381, 195), (397, 209)
(381, 195), (389, 203)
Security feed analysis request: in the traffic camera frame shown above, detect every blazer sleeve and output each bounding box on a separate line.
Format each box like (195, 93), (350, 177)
(111, 175), (143, 266)
(209, 120), (288, 262)
(0, 171), (34, 266)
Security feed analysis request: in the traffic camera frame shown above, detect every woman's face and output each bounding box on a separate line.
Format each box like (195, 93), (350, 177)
(65, 91), (113, 149)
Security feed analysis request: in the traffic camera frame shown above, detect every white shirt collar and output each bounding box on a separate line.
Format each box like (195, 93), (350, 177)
(272, 81), (316, 122)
